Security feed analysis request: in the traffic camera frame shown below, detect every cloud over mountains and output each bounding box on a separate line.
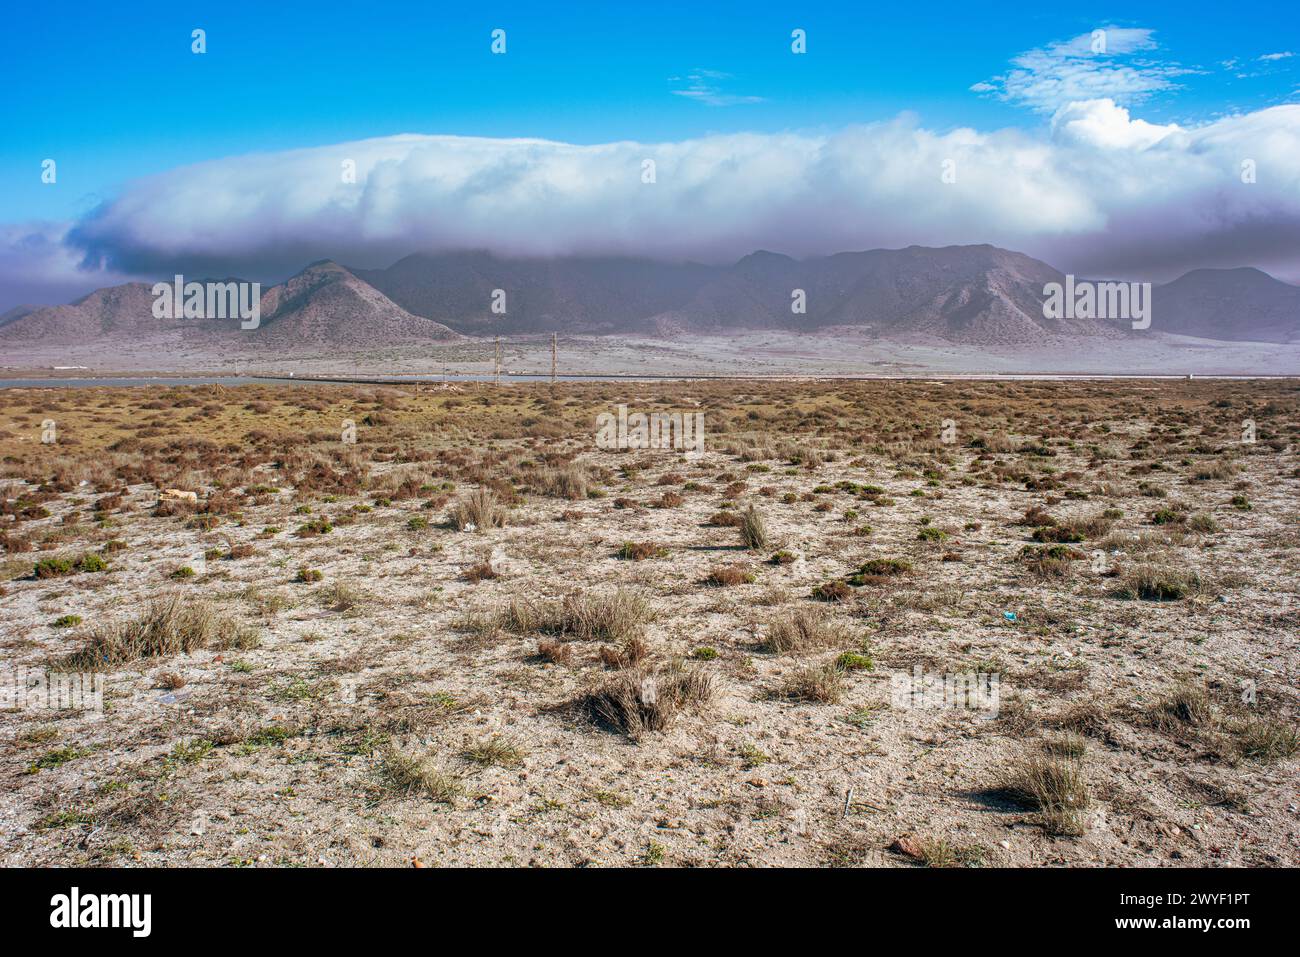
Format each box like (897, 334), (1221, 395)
(46, 99), (1297, 290)
(3, 22), (1298, 313)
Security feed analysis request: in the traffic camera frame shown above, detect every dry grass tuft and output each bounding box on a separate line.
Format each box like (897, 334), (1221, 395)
(779, 660), (846, 703)
(378, 747), (463, 803)
(739, 504), (769, 550)
(537, 463), (590, 500)
(448, 488), (507, 531)
(1000, 752), (1091, 835)
(582, 664), (716, 739)
(62, 596), (259, 670)
(761, 607), (852, 654)
(502, 589), (652, 643)
(1117, 562), (1207, 601)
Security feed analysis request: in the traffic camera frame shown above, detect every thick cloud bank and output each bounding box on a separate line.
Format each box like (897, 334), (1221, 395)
(20, 98), (1300, 298)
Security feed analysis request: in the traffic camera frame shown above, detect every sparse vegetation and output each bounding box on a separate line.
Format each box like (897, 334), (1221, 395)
(582, 664), (716, 739)
(1, 377), (1294, 869)
(762, 607), (851, 654)
(448, 488), (507, 531)
(62, 596), (260, 669)
(1001, 752), (1091, 836)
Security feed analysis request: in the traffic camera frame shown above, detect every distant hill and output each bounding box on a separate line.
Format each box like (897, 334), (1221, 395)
(258, 261), (457, 345)
(353, 252), (717, 335)
(1150, 267), (1300, 343)
(2, 246), (1295, 353)
(0, 261), (457, 349)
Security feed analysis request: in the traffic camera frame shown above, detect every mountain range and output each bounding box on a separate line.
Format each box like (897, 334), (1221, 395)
(2, 245), (1297, 353)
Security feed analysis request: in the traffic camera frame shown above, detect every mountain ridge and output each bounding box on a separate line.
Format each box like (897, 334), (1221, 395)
(2, 246), (1296, 350)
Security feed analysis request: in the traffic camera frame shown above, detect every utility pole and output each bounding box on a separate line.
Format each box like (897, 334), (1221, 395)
(551, 332), (557, 385)
(494, 336), (501, 386)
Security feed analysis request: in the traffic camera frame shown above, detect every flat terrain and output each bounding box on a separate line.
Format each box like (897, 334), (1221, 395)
(4, 329), (1300, 379)
(0, 378), (1297, 867)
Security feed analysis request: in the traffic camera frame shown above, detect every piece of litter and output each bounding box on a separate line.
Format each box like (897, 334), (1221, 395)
(1003, 611), (1017, 622)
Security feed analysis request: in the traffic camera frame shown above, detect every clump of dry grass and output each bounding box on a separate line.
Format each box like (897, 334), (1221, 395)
(598, 635), (651, 669)
(582, 664), (716, 739)
(463, 735), (526, 767)
(1000, 752), (1091, 836)
(62, 596), (259, 670)
(447, 488), (507, 531)
(537, 639), (574, 665)
(1233, 717), (1299, 763)
(1150, 682), (1214, 730)
(761, 607), (851, 654)
(704, 564), (756, 587)
(1116, 562), (1206, 601)
(616, 541), (667, 561)
(536, 463), (590, 500)
(779, 660), (845, 703)
(378, 747), (463, 803)
(739, 504), (768, 550)
(502, 589), (652, 643)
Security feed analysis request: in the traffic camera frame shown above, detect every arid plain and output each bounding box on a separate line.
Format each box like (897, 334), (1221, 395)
(1, 378), (1296, 867)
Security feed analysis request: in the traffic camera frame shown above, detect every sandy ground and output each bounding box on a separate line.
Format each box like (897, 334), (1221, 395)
(4, 330), (1299, 379)
(0, 378), (1296, 867)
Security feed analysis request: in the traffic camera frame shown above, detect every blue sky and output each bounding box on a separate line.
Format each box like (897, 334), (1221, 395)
(1, 0), (1297, 307)
(2, 0), (1294, 223)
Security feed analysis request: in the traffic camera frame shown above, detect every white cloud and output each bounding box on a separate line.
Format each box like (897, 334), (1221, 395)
(1259, 51), (1294, 61)
(670, 69), (764, 106)
(0, 222), (136, 308)
(975, 27), (1196, 113)
(46, 99), (1300, 291)
(1049, 98), (1181, 149)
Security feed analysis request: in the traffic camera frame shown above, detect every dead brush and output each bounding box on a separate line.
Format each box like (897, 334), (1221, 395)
(582, 664), (716, 739)
(463, 735), (526, 767)
(1149, 682), (1214, 730)
(501, 589), (652, 643)
(447, 488), (507, 531)
(704, 564), (756, 587)
(536, 639), (574, 665)
(761, 607), (851, 654)
(1232, 716), (1299, 763)
(62, 595), (259, 670)
(536, 462), (590, 500)
(779, 660), (846, 703)
(1116, 561), (1206, 601)
(378, 747), (463, 803)
(1000, 751), (1091, 836)
(739, 504), (769, 550)
(598, 635), (651, 669)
